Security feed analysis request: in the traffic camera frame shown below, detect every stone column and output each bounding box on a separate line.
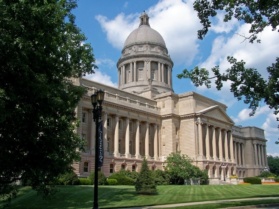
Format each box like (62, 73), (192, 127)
(238, 143), (241, 166)
(114, 115), (119, 157)
(258, 144), (262, 167)
(168, 66), (171, 85)
(162, 64), (165, 84)
(145, 122), (150, 159)
(229, 132), (234, 162)
(103, 112), (108, 154)
(158, 63), (161, 82)
(218, 129), (223, 161)
(135, 120), (140, 159)
(125, 118), (130, 158)
(224, 130), (229, 161)
(90, 111), (95, 154)
(263, 145), (267, 167)
(206, 125), (210, 160)
(254, 143), (258, 166)
(241, 143), (245, 166)
(212, 126), (217, 161)
(197, 120), (204, 159)
(134, 62), (137, 81)
(154, 124), (158, 160)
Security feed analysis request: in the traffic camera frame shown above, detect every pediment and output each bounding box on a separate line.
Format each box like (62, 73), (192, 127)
(197, 105), (234, 124)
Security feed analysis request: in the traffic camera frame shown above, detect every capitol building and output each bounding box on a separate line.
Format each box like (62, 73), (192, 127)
(73, 13), (268, 184)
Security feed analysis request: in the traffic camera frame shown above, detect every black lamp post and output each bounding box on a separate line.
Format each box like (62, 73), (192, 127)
(91, 89), (105, 209)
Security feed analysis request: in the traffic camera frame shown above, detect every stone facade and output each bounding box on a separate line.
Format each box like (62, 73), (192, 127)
(72, 13), (267, 183)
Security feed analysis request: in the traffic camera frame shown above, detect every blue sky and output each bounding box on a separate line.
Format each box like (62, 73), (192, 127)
(73, 0), (278, 155)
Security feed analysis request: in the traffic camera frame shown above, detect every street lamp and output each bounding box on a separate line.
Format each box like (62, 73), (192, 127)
(91, 89), (105, 209)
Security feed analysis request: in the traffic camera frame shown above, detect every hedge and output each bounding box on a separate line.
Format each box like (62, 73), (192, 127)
(243, 177), (262, 184)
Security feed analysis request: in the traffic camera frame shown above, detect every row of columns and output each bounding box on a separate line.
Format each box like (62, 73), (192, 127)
(197, 121), (234, 163)
(234, 141), (245, 166)
(254, 143), (267, 167)
(118, 61), (171, 86)
(207, 164), (235, 179)
(102, 113), (159, 160)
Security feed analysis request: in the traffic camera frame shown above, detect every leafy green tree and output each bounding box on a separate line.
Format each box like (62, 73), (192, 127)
(178, 0), (279, 127)
(0, 0), (96, 200)
(165, 152), (208, 185)
(135, 158), (157, 194)
(268, 155), (279, 176)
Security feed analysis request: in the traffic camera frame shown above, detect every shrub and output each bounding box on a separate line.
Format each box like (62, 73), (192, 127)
(152, 169), (170, 185)
(58, 171), (80, 185)
(88, 171), (107, 185)
(135, 158), (157, 195)
(108, 173), (135, 185)
(243, 177), (262, 184)
(79, 178), (92, 185)
(274, 177), (279, 182)
(258, 171), (276, 178)
(107, 179), (118, 185)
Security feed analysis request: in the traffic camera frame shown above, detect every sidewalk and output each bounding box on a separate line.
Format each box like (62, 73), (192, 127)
(119, 197), (279, 209)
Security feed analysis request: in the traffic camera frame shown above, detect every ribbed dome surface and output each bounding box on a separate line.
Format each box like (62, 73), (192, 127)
(124, 25), (166, 48)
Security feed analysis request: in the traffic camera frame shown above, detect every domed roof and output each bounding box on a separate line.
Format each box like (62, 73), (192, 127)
(123, 12), (166, 48)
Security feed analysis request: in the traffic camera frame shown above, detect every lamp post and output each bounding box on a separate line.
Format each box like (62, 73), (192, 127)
(91, 89), (105, 209)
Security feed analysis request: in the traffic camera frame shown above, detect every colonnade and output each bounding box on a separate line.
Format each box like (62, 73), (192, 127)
(234, 141), (245, 166)
(197, 121), (234, 163)
(95, 112), (159, 160)
(118, 61), (171, 85)
(254, 143), (267, 167)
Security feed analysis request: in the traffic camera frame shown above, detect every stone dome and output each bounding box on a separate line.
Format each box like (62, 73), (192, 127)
(123, 13), (166, 48)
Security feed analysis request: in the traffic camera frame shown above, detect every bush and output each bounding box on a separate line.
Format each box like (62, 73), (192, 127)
(88, 171), (107, 185)
(108, 173), (135, 185)
(274, 177), (279, 182)
(79, 178), (92, 185)
(135, 158), (157, 195)
(258, 171), (276, 178)
(107, 179), (118, 185)
(243, 177), (262, 184)
(152, 169), (170, 185)
(58, 171), (80, 185)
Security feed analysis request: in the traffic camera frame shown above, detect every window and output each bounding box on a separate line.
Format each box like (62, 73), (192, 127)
(132, 165), (136, 172)
(82, 112), (86, 123)
(121, 164), (126, 170)
(83, 162), (89, 172)
(107, 118), (110, 127)
(110, 164), (114, 173)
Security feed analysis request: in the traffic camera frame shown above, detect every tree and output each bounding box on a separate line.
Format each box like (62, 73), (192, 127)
(267, 155), (279, 176)
(165, 152), (208, 185)
(135, 158), (157, 194)
(177, 1), (279, 128)
(0, 0), (96, 200)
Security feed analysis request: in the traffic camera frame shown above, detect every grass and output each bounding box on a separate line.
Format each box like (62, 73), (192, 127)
(1, 185), (279, 209)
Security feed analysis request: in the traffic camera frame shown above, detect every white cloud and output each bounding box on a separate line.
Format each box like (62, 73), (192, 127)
(233, 105), (270, 123)
(210, 11), (239, 34)
(85, 70), (117, 87)
(95, 0), (201, 66)
(95, 58), (116, 69)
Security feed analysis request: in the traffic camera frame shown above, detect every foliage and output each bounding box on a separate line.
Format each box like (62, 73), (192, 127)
(0, 0), (96, 200)
(274, 177), (279, 183)
(106, 179), (118, 185)
(257, 171), (276, 178)
(243, 177), (262, 184)
(88, 171), (107, 185)
(58, 171), (80, 185)
(117, 169), (139, 181)
(108, 172), (135, 185)
(135, 158), (157, 195)
(78, 178), (91, 185)
(177, 0), (279, 130)
(165, 152), (208, 185)
(267, 155), (279, 175)
(151, 169), (170, 185)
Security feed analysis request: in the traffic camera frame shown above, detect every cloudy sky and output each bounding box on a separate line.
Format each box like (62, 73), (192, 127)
(73, 0), (279, 156)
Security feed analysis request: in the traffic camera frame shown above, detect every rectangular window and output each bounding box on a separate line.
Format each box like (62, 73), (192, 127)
(110, 164), (114, 173)
(82, 112), (86, 123)
(107, 118), (110, 127)
(121, 164), (126, 170)
(83, 162), (89, 172)
(132, 165), (136, 172)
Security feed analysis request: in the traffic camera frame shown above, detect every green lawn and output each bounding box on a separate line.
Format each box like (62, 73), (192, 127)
(1, 185), (279, 209)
